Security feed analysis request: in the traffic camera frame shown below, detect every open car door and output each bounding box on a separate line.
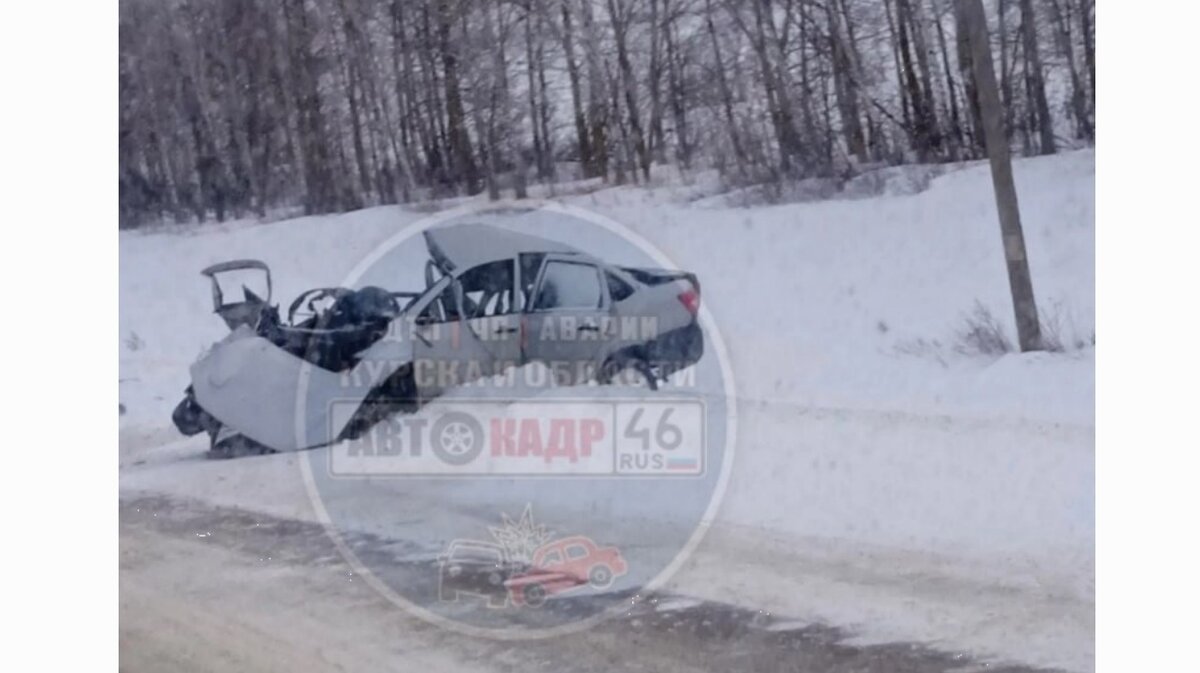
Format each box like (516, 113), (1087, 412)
(523, 254), (615, 384)
(408, 275), (496, 401)
(456, 257), (523, 372)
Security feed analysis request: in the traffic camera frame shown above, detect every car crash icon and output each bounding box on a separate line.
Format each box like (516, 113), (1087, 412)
(504, 536), (629, 608)
(437, 534), (628, 609)
(437, 540), (516, 608)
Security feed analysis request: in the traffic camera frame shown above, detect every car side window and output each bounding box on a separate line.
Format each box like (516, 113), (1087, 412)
(540, 550), (563, 566)
(606, 272), (635, 302)
(566, 544), (588, 560)
(457, 259), (515, 318)
(535, 261), (602, 310)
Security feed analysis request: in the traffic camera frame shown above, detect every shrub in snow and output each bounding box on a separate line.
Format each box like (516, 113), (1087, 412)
(1038, 300), (1092, 352)
(954, 302), (1013, 356)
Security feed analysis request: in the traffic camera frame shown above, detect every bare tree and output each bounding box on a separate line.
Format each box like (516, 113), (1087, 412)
(1018, 0), (1056, 154)
(119, 0), (1095, 227)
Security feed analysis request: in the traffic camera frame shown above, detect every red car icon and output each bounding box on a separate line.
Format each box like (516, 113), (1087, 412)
(505, 535), (628, 607)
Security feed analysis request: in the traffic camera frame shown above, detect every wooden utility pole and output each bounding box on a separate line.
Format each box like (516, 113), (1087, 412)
(956, 0), (1042, 351)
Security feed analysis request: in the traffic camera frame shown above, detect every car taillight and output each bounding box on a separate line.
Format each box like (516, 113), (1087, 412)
(677, 288), (700, 316)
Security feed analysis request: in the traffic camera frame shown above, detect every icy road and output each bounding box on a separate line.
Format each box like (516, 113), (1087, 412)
(121, 492), (1063, 673)
(120, 398), (1091, 672)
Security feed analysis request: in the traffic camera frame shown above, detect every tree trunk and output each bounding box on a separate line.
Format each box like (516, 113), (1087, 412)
(559, 0), (590, 175)
(932, 0), (965, 157)
(828, 0), (867, 164)
(437, 0), (479, 193)
(706, 0), (747, 174)
(580, 0), (609, 179)
(997, 0), (1013, 138)
(954, 7), (987, 155)
(607, 0), (650, 181)
(895, 0), (939, 160)
(665, 14), (691, 168)
(1018, 0), (1057, 154)
(524, 10), (546, 179)
(647, 0), (667, 164)
(1079, 0), (1095, 115)
(1048, 0), (1093, 139)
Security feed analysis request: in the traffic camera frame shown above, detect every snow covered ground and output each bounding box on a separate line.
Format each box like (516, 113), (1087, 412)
(120, 149), (1094, 670)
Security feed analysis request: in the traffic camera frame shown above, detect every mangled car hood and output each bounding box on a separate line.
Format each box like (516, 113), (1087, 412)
(190, 326), (413, 452)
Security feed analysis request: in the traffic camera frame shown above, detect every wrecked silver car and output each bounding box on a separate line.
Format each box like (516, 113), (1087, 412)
(171, 224), (703, 457)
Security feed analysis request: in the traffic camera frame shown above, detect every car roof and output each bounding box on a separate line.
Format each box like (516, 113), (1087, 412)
(423, 223), (582, 274)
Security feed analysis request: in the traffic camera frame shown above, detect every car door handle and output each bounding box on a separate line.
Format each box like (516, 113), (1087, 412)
(494, 326), (519, 334)
(577, 325), (600, 333)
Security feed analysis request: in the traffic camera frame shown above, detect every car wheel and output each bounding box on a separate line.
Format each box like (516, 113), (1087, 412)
(599, 355), (659, 391)
(588, 564), (614, 589)
(523, 583), (547, 608)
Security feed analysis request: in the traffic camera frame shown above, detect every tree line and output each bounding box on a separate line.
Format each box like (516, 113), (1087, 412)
(118, 0), (1095, 227)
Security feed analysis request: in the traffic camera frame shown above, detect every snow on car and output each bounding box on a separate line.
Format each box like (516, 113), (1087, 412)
(171, 223), (704, 457)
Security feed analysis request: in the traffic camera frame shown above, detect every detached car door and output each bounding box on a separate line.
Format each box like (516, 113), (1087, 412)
(524, 255), (613, 384)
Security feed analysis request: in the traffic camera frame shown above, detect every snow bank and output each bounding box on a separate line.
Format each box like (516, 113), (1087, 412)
(121, 150), (1094, 426)
(120, 149), (1094, 670)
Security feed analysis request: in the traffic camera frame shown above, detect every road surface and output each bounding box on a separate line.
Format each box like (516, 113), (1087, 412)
(121, 495), (1056, 673)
